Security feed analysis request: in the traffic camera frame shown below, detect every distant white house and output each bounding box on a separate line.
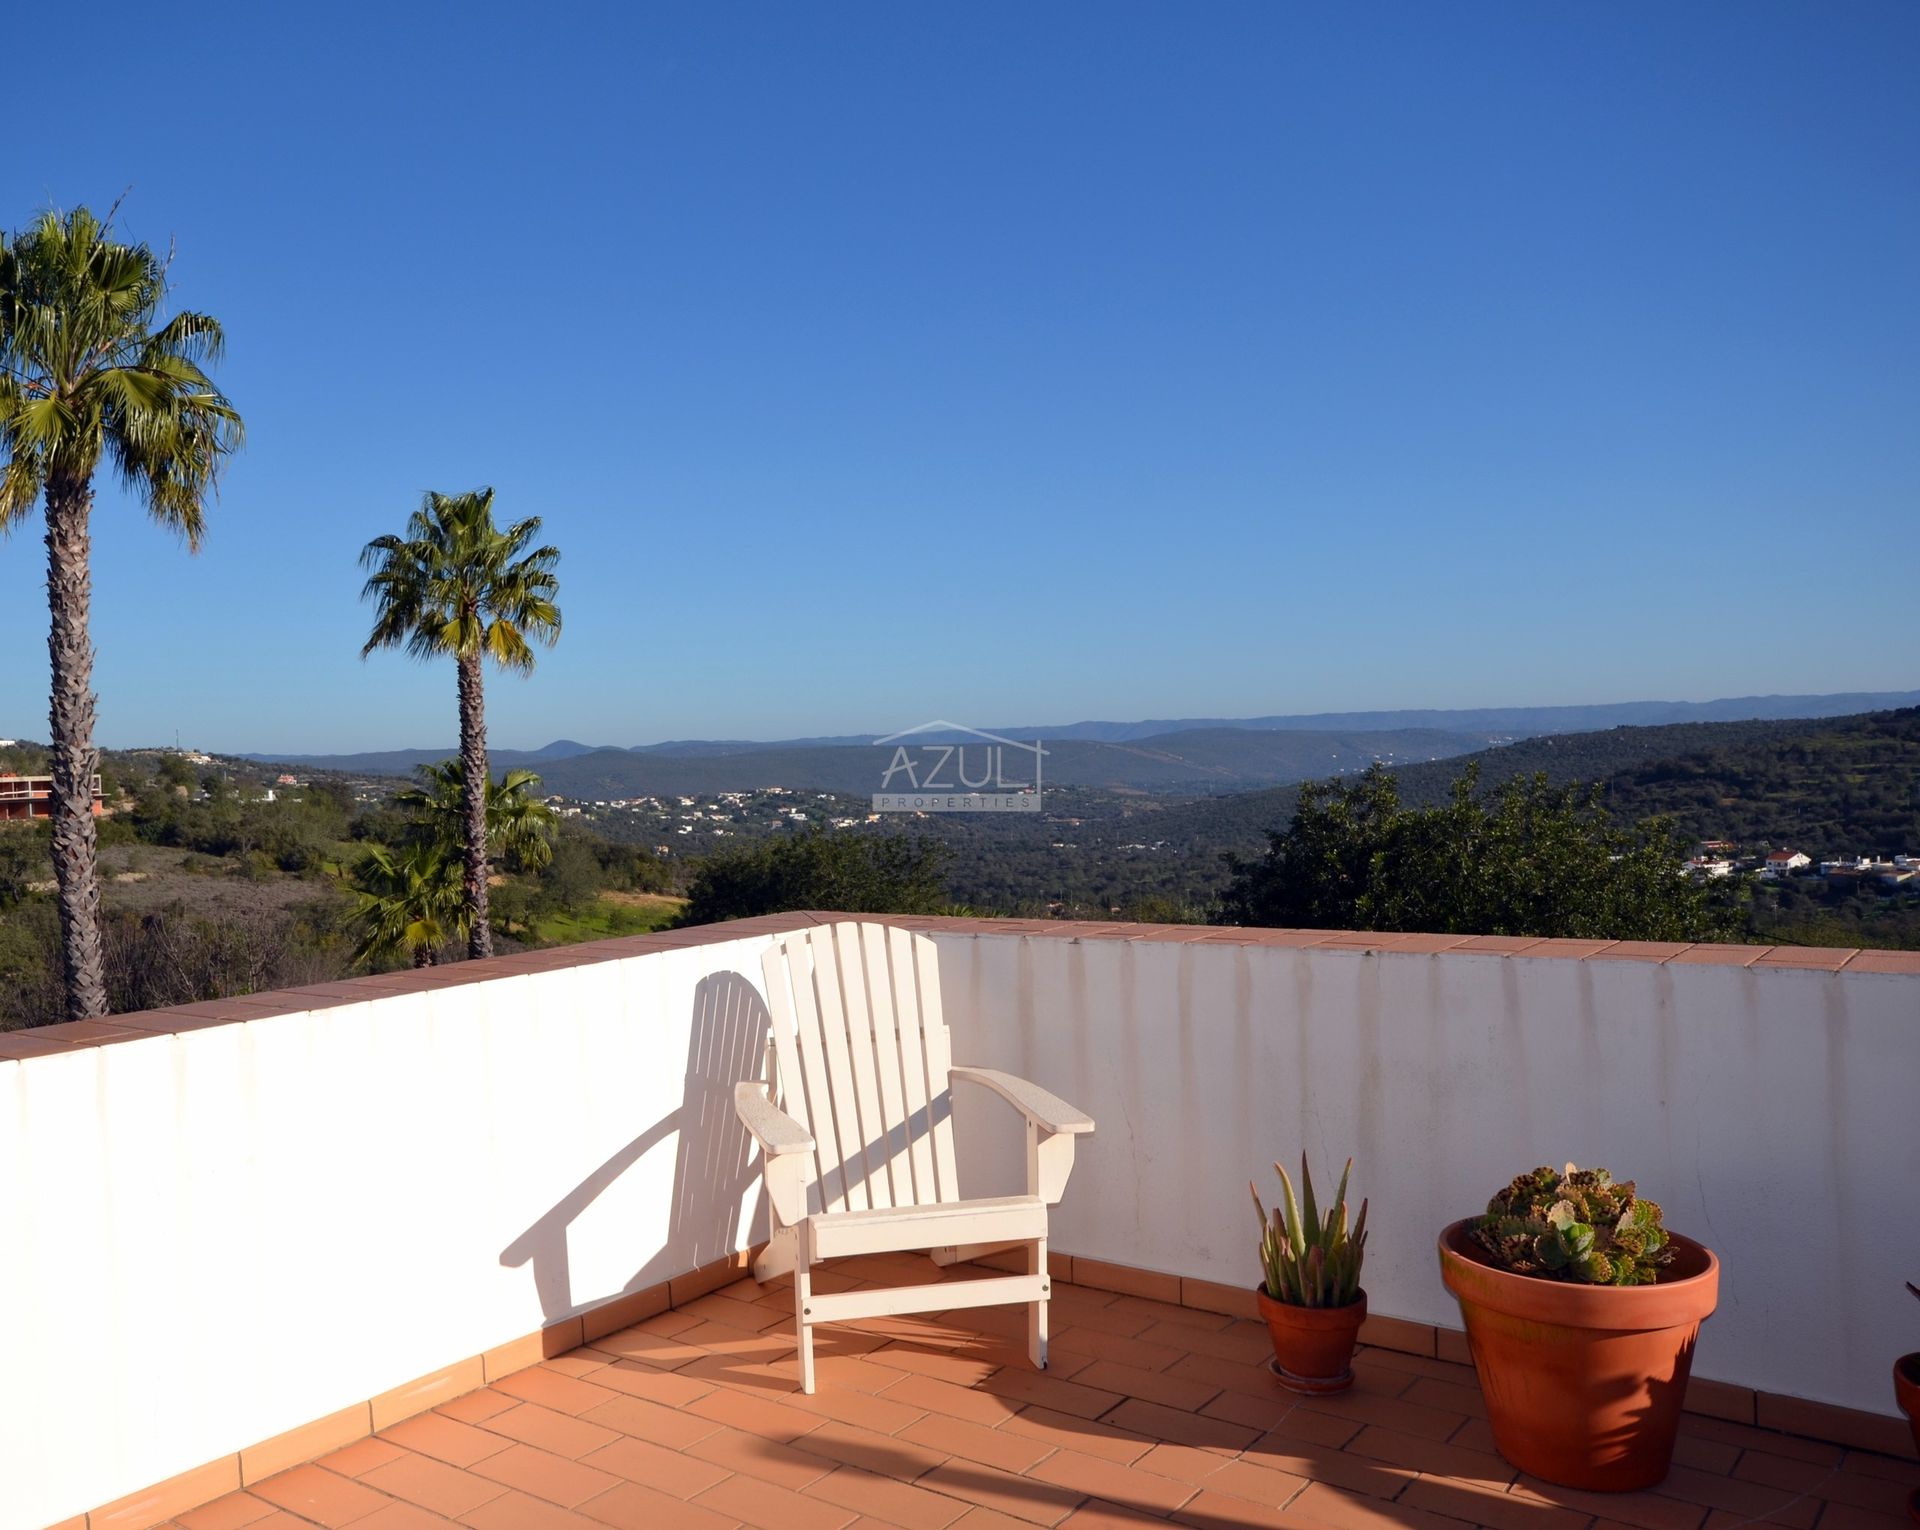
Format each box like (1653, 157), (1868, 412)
(1764, 849), (1811, 876)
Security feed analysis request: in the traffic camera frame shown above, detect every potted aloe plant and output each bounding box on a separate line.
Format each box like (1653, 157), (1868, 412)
(1895, 1282), (1919, 1524)
(1438, 1164), (1719, 1492)
(1250, 1156), (1368, 1394)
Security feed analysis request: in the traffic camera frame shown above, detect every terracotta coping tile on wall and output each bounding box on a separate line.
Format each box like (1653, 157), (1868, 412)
(1839, 949), (1920, 974)
(1583, 941), (1696, 962)
(1195, 928), (1332, 948)
(1377, 933), (1476, 954)
(1512, 938), (1618, 959)
(1445, 935), (1543, 954)
(0, 1029), (87, 1060)
(15, 1017), (152, 1048)
(1752, 947), (1858, 971)
(1665, 944), (1771, 967)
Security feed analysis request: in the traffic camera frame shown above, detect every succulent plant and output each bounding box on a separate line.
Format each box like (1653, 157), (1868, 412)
(1251, 1156), (1367, 1307)
(1470, 1164), (1671, 1287)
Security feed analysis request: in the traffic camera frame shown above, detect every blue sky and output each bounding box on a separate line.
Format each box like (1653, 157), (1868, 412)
(3, 2), (1916, 752)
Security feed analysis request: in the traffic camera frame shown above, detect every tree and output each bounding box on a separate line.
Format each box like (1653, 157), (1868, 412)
(349, 840), (466, 968)
(394, 761), (556, 874)
(1218, 763), (1735, 942)
(360, 489), (560, 959)
(0, 206), (243, 1018)
(679, 829), (951, 927)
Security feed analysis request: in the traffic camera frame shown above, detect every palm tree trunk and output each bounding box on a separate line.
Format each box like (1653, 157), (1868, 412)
(457, 650), (492, 959)
(43, 471), (109, 1020)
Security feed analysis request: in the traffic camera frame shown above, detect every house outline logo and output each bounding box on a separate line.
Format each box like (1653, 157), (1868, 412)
(870, 720), (1046, 813)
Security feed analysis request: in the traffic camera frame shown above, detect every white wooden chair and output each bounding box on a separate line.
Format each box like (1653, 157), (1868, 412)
(733, 921), (1094, 1393)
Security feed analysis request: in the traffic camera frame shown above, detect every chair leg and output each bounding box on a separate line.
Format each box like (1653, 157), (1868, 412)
(793, 1256), (817, 1394)
(1028, 1236), (1049, 1370)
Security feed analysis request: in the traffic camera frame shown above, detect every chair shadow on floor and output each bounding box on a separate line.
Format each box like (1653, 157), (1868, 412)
(499, 969), (772, 1324)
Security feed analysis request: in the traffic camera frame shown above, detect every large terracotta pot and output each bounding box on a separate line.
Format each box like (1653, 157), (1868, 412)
(1894, 1355), (1920, 1524)
(1256, 1285), (1367, 1394)
(1438, 1220), (1719, 1492)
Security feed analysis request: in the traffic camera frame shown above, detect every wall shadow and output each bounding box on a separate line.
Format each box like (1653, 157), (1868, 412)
(500, 970), (771, 1322)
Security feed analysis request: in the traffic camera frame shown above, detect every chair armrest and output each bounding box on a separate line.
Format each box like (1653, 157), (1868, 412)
(950, 1067), (1095, 1135)
(734, 1084), (814, 1157)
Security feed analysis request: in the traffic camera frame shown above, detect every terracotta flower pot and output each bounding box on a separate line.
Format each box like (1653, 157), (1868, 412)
(1893, 1354), (1920, 1524)
(1255, 1285), (1367, 1394)
(1438, 1219), (1719, 1492)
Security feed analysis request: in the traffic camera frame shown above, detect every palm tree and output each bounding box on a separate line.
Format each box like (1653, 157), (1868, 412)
(395, 761), (557, 874)
(350, 840), (465, 969)
(0, 206), (243, 1019)
(361, 490), (560, 959)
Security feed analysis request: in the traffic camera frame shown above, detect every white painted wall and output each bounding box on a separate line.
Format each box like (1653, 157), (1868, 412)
(3, 925), (1912, 1527)
(0, 936), (782, 1530)
(936, 933), (1919, 1420)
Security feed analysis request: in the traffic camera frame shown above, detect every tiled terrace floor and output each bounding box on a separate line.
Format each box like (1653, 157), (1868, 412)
(168, 1256), (1918, 1530)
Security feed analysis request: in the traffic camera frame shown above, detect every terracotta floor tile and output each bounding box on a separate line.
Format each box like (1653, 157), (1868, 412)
(687, 1422), (839, 1488)
(1283, 1480), (1462, 1530)
(456, 1488), (605, 1529)
(1677, 1416), (1843, 1468)
(787, 1375), (929, 1434)
(1391, 1378), (1487, 1423)
(1650, 1465), (1822, 1527)
(578, 1434), (730, 1498)
(355, 1503), (466, 1529)
(693, 1470), (860, 1530)
(952, 1508), (1049, 1530)
(1028, 1447), (1202, 1516)
(481, 1401), (623, 1459)
(1667, 1433), (1742, 1475)
(588, 1325), (711, 1368)
(902, 1411), (1056, 1474)
(1509, 1474), (1708, 1530)
(1295, 1388), (1466, 1443)
(1072, 1360), (1222, 1414)
(684, 1381), (824, 1443)
(360, 1452), (510, 1517)
(588, 1358), (716, 1408)
(1343, 1424), (1514, 1487)
(1397, 1474), (1587, 1530)
(573, 1478), (736, 1530)
(1049, 1301), (1162, 1340)
(176, 1495), (283, 1529)
(794, 1416), (951, 1478)
(1140, 1322), (1275, 1367)
(1838, 1453), (1920, 1488)
(1807, 1504), (1917, 1530)
(578, 1392), (724, 1449)
(1194, 1459), (1316, 1512)
(491, 1367), (622, 1417)
(382, 1413), (514, 1470)
(437, 1390), (519, 1426)
(1131, 1441), (1237, 1485)
(1172, 1485), (1314, 1529)
(542, 1353), (614, 1381)
(875, 1341), (1011, 1387)
(322, 1438), (414, 1478)
(469, 1442), (623, 1509)
(916, 1457), (1088, 1526)
(804, 1462), (973, 1529)
(1106, 1399), (1258, 1454)
(1170, 1350), (1289, 1402)
(978, 1368), (1127, 1420)
(1231, 1438), (1411, 1504)
(1001, 1407), (1155, 1466)
(1059, 1498), (1171, 1529)
(250, 1464), (393, 1526)
(1053, 1327), (1191, 1373)
(883, 1372), (1020, 1427)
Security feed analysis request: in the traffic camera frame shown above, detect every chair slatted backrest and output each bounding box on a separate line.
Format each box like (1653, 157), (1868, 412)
(760, 922), (960, 1214)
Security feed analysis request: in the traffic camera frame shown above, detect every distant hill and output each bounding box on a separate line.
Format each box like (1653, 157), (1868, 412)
(1065, 707), (1920, 886)
(524, 725), (1497, 798)
(231, 687), (1920, 778)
